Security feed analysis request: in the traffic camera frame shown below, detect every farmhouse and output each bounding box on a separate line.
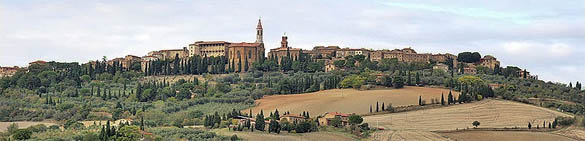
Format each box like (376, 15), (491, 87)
(318, 112), (350, 126)
(280, 115), (306, 123)
(232, 116), (255, 126)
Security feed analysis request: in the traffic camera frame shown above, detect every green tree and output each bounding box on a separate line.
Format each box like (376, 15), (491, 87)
(348, 114), (363, 126)
(12, 129), (32, 140)
(117, 126), (141, 141)
(457, 52), (481, 63)
(333, 60), (345, 68)
(255, 113), (265, 131)
(392, 76), (404, 89)
(330, 116), (342, 127)
(7, 123), (18, 134)
(441, 93), (446, 105)
(472, 121), (480, 128)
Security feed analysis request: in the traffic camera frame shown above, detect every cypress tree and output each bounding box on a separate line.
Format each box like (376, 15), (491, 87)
(419, 95), (422, 106)
(441, 93), (445, 105)
(244, 58), (249, 72)
(238, 59), (242, 72)
(140, 116), (144, 130)
(376, 101), (379, 112)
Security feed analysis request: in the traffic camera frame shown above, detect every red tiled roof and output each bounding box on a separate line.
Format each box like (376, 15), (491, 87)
(193, 41), (230, 45)
(328, 112), (349, 117)
(159, 49), (186, 52)
(270, 47), (301, 51)
(29, 60), (47, 64)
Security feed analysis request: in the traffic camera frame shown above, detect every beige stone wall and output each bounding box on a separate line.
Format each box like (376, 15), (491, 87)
(227, 43), (264, 72)
(189, 41), (230, 57)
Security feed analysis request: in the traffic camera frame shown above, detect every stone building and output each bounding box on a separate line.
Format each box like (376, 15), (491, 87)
(227, 42), (264, 72)
(122, 55), (142, 69)
(335, 48), (371, 58)
(140, 56), (159, 72)
(318, 112), (350, 127)
(480, 55), (500, 69)
(280, 114), (307, 123)
(268, 35), (303, 64)
(226, 19), (265, 72)
(367, 48), (457, 66)
(433, 63), (449, 72)
(312, 46), (339, 59)
(188, 41), (231, 57)
(147, 47), (189, 60)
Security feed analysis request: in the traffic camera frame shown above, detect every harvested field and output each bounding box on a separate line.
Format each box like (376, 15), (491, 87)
(552, 127), (585, 140)
(369, 130), (449, 141)
(246, 87), (458, 116)
(441, 131), (574, 141)
(363, 99), (572, 131)
(0, 121), (57, 132)
(214, 128), (355, 141)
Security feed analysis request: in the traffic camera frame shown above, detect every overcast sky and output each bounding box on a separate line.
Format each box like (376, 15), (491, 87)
(0, 0), (583, 84)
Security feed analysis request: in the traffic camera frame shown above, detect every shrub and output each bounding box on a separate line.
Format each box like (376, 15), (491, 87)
(472, 121), (480, 128)
(12, 129), (32, 140)
(556, 116), (575, 126)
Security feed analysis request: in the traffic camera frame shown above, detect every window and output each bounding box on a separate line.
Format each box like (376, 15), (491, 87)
(248, 51), (252, 58)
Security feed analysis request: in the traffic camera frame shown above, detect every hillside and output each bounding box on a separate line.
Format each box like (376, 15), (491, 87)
(245, 86), (459, 116)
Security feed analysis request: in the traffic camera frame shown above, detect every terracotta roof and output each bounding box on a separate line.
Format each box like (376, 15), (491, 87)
(29, 60), (47, 65)
(229, 42), (261, 47)
(159, 49), (186, 52)
(327, 112), (349, 117)
(0, 66), (19, 70)
(193, 41), (230, 45)
(270, 47), (301, 51)
(125, 55), (140, 58)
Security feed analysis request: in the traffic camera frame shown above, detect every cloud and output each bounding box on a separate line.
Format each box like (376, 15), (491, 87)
(0, 0), (583, 84)
(375, 1), (533, 24)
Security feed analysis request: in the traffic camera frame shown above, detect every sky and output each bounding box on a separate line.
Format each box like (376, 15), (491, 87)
(0, 0), (583, 84)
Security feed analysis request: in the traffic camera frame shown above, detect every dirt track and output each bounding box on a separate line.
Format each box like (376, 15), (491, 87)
(441, 131), (574, 141)
(214, 128), (355, 141)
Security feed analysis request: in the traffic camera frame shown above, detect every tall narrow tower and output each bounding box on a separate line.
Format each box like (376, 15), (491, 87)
(255, 18), (263, 43)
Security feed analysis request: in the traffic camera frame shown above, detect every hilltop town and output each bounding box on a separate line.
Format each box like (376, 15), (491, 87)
(1, 19), (536, 80)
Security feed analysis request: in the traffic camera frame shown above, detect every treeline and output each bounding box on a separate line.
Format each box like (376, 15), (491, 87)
(144, 55), (228, 76)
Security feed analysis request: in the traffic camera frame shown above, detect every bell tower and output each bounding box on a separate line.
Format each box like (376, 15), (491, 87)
(255, 18), (263, 43)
